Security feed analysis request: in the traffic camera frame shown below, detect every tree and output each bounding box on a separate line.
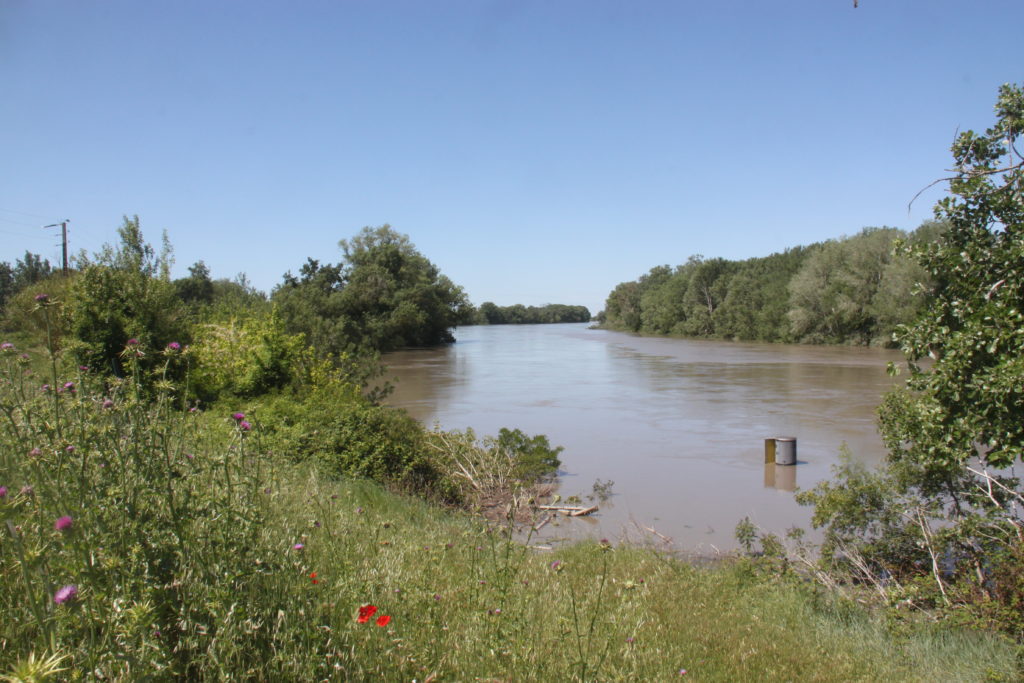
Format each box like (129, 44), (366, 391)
(274, 225), (472, 355)
(883, 84), (1024, 469)
(799, 85), (1024, 630)
(67, 216), (187, 376)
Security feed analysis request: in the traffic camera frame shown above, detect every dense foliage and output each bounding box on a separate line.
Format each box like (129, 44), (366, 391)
(601, 224), (942, 345)
(795, 83), (1024, 639)
(273, 225), (474, 356)
(0, 252), (52, 313)
(471, 302), (591, 325)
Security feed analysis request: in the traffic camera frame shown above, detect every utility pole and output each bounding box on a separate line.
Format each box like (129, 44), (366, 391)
(43, 220), (70, 274)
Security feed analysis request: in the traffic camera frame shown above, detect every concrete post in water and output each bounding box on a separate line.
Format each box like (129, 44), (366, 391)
(774, 436), (797, 466)
(764, 438), (776, 464)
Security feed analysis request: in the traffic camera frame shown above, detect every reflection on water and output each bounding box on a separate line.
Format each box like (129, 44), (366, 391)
(384, 323), (902, 550)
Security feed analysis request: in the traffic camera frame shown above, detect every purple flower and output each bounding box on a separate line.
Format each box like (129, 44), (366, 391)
(53, 585), (77, 604)
(550, 560), (562, 571)
(28, 447), (41, 458)
(102, 399), (114, 409)
(41, 384), (50, 392)
(0, 342), (14, 351)
(78, 365), (89, 372)
(34, 293), (49, 303)
(63, 381), (75, 392)
(65, 445), (75, 453)
(0, 486), (7, 499)
(231, 412), (245, 422)
(54, 515), (73, 531)
(166, 341), (181, 351)
(20, 485), (33, 497)
(293, 543), (304, 551)
(239, 421), (252, 431)
(126, 338), (139, 346)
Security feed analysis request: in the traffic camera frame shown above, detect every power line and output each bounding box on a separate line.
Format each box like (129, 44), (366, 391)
(0, 207), (55, 220)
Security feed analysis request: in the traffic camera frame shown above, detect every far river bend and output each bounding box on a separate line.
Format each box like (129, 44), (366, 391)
(383, 323), (903, 552)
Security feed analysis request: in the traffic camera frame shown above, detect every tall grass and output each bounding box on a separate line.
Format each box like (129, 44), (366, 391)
(0, 336), (1020, 680)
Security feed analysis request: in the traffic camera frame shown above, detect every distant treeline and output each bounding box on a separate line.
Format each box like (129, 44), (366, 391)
(470, 302), (591, 325)
(599, 222), (946, 346)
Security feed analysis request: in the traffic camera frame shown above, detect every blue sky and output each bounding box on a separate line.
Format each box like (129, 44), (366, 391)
(2, 1), (1022, 314)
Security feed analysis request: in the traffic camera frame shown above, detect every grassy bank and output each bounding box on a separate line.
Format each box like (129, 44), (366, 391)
(0, 344), (1020, 681)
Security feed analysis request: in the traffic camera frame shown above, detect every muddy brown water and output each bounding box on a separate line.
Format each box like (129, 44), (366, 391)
(383, 323), (903, 552)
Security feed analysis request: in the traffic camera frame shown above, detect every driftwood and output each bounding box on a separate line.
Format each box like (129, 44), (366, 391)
(536, 504), (598, 517)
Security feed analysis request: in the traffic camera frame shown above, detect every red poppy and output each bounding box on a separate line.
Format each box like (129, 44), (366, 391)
(376, 614), (391, 627)
(310, 572), (319, 585)
(357, 604), (378, 623)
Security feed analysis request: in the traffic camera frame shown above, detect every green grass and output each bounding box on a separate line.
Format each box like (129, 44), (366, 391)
(0, 341), (1020, 681)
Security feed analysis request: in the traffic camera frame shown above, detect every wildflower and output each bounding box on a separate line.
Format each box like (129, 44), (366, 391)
(78, 365), (89, 372)
(63, 381), (75, 392)
(264, 487), (272, 494)
(310, 572), (319, 585)
(53, 585), (77, 604)
(678, 669), (688, 676)
(376, 614), (391, 627)
(65, 445), (75, 453)
(166, 341), (181, 352)
(54, 516), (73, 532)
(20, 485), (33, 497)
(28, 448), (41, 458)
(356, 506), (363, 514)
(293, 543), (304, 551)
(0, 486), (7, 499)
(41, 384), (50, 392)
(239, 421), (252, 431)
(34, 293), (49, 303)
(626, 637), (635, 644)
(550, 560), (562, 571)
(357, 604), (378, 623)
(102, 399), (114, 409)
(126, 338), (139, 346)
(231, 412), (245, 422)
(433, 594), (441, 601)
(0, 342), (13, 351)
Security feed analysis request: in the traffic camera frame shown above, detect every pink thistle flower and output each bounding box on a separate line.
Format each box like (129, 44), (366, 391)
(34, 293), (49, 303)
(54, 515), (73, 531)
(63, 381), (75, 392)
(53, 585), (77, 604)
(231, 412), (245, 422)
(126, 338), (139, 346)
(102, 399), (114, 409)
(65, 445), (75, 453)
(0, 486), (7, 499)
(239, 421), (252, 431)
(293, 543), (304, 551)
(28, 447), (41, 458)
(0, 342), (14, 351)
(166, 341), (181, 351)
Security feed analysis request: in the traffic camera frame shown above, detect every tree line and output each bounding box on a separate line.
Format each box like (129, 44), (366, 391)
(599, 222), (947, 345)
(470, 302), (590, 325)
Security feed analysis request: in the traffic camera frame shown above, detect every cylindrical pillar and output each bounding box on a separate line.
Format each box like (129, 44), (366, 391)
(775, 437), (797, 466)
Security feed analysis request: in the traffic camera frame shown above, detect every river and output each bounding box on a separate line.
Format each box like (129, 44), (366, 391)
(383, 323), (903, 552)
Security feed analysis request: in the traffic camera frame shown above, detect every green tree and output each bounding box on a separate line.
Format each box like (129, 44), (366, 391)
(801, 85), (1024, 633)
(274, 225), (472, 355)
(67, 216), (187, 376)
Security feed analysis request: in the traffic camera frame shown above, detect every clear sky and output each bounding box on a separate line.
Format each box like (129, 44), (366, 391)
(2, 1), (1022, 314)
